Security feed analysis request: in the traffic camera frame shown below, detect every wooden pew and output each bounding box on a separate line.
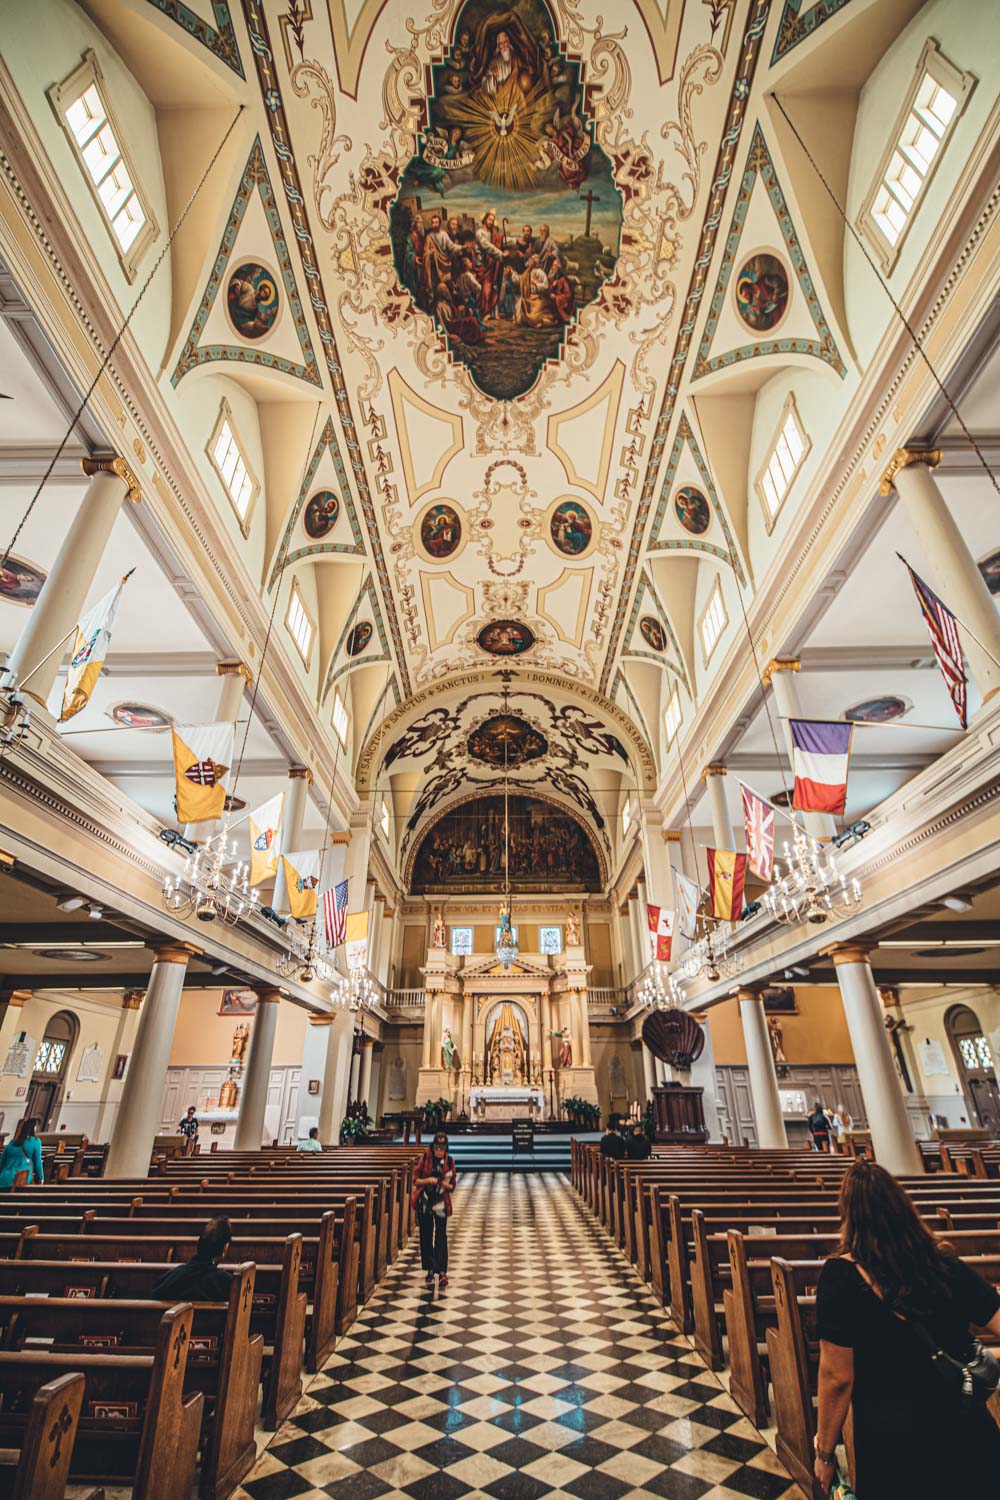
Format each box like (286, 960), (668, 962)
(0, 1303), (202, 1500)
(0, 1371), (103, 1500)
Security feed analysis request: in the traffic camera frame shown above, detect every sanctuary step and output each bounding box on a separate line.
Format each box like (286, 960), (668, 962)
(417, 1130), (600, 1173)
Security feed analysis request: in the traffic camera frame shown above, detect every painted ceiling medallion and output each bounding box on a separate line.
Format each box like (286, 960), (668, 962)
(389, 0), (623, 401)
(843, 695), (911, 724)
(420, 503), (463, 559)
(303, 489), (341, 540)
(38, 948), (106, 963)
(550, 499), (592, 557)
(0, 553), (45, 606)
(226, 260), (280, 340)
(346, 621), (374, 657)
(639, 616), (666, 652)
(674, 484), (711, 536)
(108, 702), (170, 730)
(467, 714), (548, 768)
(476, 619), (535, 656)
(977, 547), (1000, 595)
(734, 250), (789, 333)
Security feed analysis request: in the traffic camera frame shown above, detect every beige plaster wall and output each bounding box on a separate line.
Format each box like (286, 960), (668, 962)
(167, 988), (308, 1068)
(707, 985), (856, 1066)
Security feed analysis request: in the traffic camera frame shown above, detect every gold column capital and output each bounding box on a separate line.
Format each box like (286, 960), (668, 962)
(308, 1012), (334, 1026)
(736, 982), (767, 1003)
(383, 906), (395, 919)
(251, 984), (286, 1004)
(216, 660), (254, 687)
(762, 657), (800, 687)
(878, 447), (942, 496)
(701, 762), (727, 782)
(0, 988), (31, 1008)
(821, 941), (874, 967)
(81, 453), (142, 503)
(148, 940), (202, 966)
(330, 831), (351, 846)
(288, 766), (314, 784)
(662, 829), (683, 844)
(121, 990), (144, 1009)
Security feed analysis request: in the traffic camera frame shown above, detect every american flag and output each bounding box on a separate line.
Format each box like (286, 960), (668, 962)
(900, 556), (967, 728)
(740, 783), (775, 881)
(323, 879), (349, 948)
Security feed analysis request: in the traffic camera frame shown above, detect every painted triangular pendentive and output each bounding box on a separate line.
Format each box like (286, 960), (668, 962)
(171, 136), (321, 389)
(622, 569), (688, 688)
(647, 413), (747, 583)
(268, 418), (365, 589)
(612, 668), (653, 757)
(691, 124), (846, 382)
(323, 574), (392, 700)
(143, 0), (244, 76)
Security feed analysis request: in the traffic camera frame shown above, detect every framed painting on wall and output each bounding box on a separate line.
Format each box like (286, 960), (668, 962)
(219, 990), (258, 1017)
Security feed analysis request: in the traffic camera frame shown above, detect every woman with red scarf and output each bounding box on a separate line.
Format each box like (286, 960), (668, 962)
(412, 1132), (457, 1288)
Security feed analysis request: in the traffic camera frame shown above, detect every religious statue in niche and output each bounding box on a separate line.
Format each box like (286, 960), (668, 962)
(432, 912), (446, 948)
(566, 912), (581, 946)
(608, 1053), (627, 1100)
(486, 1003), (527, 1085)
(551, 1026), (572, 1068)
(231, 1023), (251, 1065)
(388, 0), (623, 400)
(441, 1028), (457, 1071)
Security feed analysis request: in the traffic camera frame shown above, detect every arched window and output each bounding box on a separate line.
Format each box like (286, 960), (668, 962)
(26, 1011), (79, 1132)
(945, 1004), (1000, 1134)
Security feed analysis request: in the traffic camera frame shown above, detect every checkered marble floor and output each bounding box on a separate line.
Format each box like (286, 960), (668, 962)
(233, 1173), (799, 1500)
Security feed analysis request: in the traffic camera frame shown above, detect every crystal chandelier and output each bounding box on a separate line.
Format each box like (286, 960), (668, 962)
(277, 918), (339, 987)
(162, 823), (259, 925)
(762, 822), (862, 927)
(344, 965), (377, 1012)
(679, 922), (743, 983)
(494, 684), (519, 967)
(638, 962), (685, 1009)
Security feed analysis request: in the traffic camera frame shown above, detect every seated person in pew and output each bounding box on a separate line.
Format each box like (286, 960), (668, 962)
(296, 1127), (323, 1154)
(600, 1119), (626, 1159)
(625, 1124), (651, 1161)
(815, 1158), (1000, 1497)
(0, 1118), (43, 1189)
(151, 1215), (233, 1301)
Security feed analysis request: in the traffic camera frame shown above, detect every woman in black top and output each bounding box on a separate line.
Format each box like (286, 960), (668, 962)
(815, 1158), (1000, 1496)
(806, 1100), (831, 1151)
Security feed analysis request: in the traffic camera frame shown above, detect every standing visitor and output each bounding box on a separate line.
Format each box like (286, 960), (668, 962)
(830, 1102), (854, 1144)
(814, 1159), (1000, 1495)
(806, 1100), (831, 1152)
(413, 1132), (456, 1289)
(0, 1117), (43, 1188)
(178, 1105), (199, 1148)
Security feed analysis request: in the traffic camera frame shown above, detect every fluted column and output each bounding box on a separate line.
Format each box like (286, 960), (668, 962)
(882, 449), (1000, 707)
(272, 767), (312, 912)
(7, 455), (140, 705)
(738, 985), (787, 1148)
(234, 986), (283, 1150)
(702, 764), (736, 849)
(105, 942), (200, 1177)
(824, 942), (921, 1174)
(764, 658), (836, 839)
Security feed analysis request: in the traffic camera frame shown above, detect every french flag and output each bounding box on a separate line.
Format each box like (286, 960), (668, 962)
(790, 720), (853, 815)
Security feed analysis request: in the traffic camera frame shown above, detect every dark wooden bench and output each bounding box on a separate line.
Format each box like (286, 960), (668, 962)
(0, 1371), (102, 1500)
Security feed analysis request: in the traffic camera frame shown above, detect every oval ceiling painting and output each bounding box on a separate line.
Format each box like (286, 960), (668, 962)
(476, 620), (535, 657)
(550, 499), (593, 556)
(346, 620), (373, 656)
(843, 695), (911, 724)
(303, 489), (340, 539)
(639, 616), (666, 652)
(388, 0), (623, 401)
(109, 702), (170, 730)
(467, 714), (548, 768)
(420, 503), (462, 559)
(977, 547), (1000, 595)
(0, 553), (46, 606)
(674, 485), (711, 535)
(734, 251), (789, 333)
(226, 261), (280, 340)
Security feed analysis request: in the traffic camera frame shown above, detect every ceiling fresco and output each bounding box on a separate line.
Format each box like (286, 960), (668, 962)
(409, 792), (603, 892)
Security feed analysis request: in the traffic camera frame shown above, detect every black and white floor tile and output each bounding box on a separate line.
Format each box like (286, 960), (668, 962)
(234, 1174), (798, 1500)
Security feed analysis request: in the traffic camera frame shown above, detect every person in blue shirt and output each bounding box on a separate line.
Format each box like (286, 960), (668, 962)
(0, 1117), (44, 1189)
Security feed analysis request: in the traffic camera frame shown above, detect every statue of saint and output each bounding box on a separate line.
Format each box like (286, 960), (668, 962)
(231, 1022), (250, 1064)
(441, 1027), (456, 1072)
(767, 1015), (787, 1065)
(566, 912), (581, 945)
(551, 1026), (572, 1068)
(432, 912), (446, 948)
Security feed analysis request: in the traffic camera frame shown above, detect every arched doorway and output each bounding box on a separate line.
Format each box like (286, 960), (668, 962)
(945, 1005), (1000, 1133)
(25, 1011), (79, 1132)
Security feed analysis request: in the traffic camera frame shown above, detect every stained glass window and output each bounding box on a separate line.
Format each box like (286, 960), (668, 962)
(33, 1040), (66, 1074)
(959, 1037), (978, 1071)
(958, 1035), (994, 1073)
(540, 926), (563, 955)
(450, 927), (473, 956)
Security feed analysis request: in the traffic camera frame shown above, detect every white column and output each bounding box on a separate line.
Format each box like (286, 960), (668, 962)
(348, 1038), (361, 1102)
(766, 659), (836, 839)
(357, 1038), (374, 1107)
(691, 1016), (721, 1142)
(576, 991), (593, 1068)
(421, 988), (435, 1069)
(234, 987), (282, 1150)
(272, 767), (312, 913)
(296, 1014), (332, 1139)
(93, 990), (144, 1142)
(642, 1044), (657, 1100)
(825, 944), (921, 1174)
(702, 764), (736, 849)
(462, 992), (474, 1080)
(105, 943), (199, 1178)
(739, 987), (788, 1148)
(7, 456), (139, 705)
(185, 662), (252, 842)
(301, 1010), (355, 1143)
(883, 449), (1000, 707)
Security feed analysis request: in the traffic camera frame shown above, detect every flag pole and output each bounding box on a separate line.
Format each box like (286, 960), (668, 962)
(775, 714), (965, 736)
(12, 626), (78, 689)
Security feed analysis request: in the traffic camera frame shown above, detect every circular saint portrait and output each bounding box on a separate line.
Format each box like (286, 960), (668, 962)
(346, 621), (373, 657)
(467, 714), (548, 768)
(843, 695), (910, 725)
(109, 702), (170, 731)
(476, 620), (536, 657)
(977, 547), (1000, 596)
(420, 503), (462, 560)
(639, 616), (666, 652)
(226, 261), (280, 340)
(0, 553), (46, 606)
(674, 485), (711, 535)
(550, 500), (593, 557)
(303, 489), (340, 540)
(734, 251), (789, 333)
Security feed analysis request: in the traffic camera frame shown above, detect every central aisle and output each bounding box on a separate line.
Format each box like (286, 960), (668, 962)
(238, 1174), (796, 1500)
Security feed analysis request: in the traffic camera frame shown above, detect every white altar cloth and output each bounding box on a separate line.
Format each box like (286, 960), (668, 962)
(470, 1087), (543, 1111)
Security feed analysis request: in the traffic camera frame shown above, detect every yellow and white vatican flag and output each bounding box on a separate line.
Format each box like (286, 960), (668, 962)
(345, 910), (369, 972)
(281, 849), (320, 920)
(59, 573), (131, 722)
(171, 721), (233, 824)
(248, 792), (284, 885)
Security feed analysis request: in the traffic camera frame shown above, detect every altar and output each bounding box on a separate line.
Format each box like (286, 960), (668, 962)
(470, 1086), (543, 1121)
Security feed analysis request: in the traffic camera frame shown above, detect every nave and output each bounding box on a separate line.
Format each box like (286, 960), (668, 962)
(238, 1174), (795, 1500)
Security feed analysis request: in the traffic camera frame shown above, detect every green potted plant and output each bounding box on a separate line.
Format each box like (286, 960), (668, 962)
(422, 1096), (452, 1129)
(341, 1115), (369, 1144)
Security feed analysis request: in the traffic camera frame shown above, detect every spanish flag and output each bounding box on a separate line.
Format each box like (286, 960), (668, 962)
(706, 848), (747, 921)
(281, 850), (320, 920)
(345, 910), (369, 972)
(171, 722), (233, 824)
(59, 575), (130, 721)
(248, 792), (284, 885)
